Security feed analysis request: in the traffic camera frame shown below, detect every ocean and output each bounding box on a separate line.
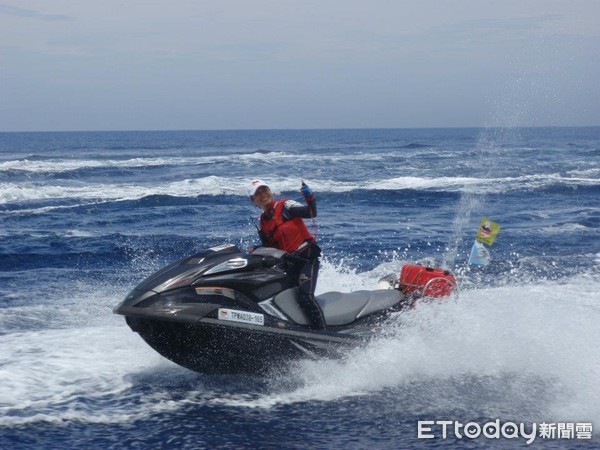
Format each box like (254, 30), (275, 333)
(1, 127), (599, 449)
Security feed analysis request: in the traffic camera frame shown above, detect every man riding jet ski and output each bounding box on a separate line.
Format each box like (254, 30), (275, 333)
(113, 244), (457, 375)
(247, 179), (326, 330)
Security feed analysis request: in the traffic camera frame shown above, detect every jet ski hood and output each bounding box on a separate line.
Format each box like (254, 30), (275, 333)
(117, 244), (288, 310)
(131, 244), (241, 295)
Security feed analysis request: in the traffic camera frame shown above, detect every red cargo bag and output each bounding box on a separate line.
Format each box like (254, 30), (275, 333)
(399, 264), (457, 297)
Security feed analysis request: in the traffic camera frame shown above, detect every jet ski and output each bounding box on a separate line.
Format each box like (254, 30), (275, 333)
(113, 244), (457, 374)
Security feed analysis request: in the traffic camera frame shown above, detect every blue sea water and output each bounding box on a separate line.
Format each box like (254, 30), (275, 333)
(0, 127), (599, 449)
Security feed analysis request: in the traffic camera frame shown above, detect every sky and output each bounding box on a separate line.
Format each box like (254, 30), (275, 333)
(1, 1), (599, 131)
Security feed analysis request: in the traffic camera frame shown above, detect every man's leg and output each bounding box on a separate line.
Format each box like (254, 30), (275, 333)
(297, 257), (326, 330)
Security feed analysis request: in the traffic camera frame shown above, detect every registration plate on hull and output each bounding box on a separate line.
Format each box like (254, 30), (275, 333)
(218, 308), (265, 326)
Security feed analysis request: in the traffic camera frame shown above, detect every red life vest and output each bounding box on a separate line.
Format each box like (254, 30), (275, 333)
(260, 199), (314, 253)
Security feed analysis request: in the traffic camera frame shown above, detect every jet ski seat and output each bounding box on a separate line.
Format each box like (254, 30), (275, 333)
(273, 287), (405, 326)
(316, 290), (403, 326)
(273, 288), (402, 326)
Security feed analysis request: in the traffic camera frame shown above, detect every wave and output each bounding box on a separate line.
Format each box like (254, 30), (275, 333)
(567, 167), (600, 178)
(399, 143), (432, 149)
(0, 177), (235, 205)
(0, 152), (289, 174)
(2, 173), (599, 213)
(0, 149), (440, 176)
(0, 148), (478, 176)
(539, 223), (596, 234)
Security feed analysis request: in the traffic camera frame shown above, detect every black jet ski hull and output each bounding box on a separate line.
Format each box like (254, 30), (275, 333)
(125, 315), (360, 374)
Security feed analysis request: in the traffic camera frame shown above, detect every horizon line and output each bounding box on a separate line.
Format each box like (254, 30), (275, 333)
(1, 124), (599, 134)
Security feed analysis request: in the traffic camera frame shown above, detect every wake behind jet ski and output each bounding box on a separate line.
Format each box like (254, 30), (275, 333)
(114, 244), (457, 374)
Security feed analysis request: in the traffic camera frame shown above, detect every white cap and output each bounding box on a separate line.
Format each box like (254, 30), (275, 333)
(246, 178), (268, 197)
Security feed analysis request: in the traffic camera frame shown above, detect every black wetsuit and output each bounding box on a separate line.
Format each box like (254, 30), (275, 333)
(258, 197), (326, 330)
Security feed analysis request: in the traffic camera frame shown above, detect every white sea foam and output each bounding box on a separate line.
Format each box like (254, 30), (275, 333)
(212, 279), (600, 424)
(0, 325), (173, 423)
(0, 150), (401, 175)
(365, 176), (484, 191)
(0, 152), (290, 173)
(567, 167), (600, 178)
(199, 260), (600, 422)
(0, 157), (178, 172)
(1, 260), (598, 426)
(63, 229), (96, 238)
(2, 172), (598, 211)
(0, 149), (441, 174)
(539, 223), (593, 234)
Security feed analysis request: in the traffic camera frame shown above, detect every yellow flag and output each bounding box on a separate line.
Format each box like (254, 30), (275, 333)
(476, 217), (500, 246)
